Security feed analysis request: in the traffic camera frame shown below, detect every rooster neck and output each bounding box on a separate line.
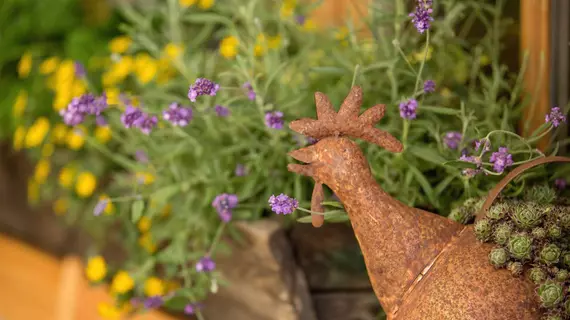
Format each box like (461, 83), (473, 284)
(331, 174), (463, 315)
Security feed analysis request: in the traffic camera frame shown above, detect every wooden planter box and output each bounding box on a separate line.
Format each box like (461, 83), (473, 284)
(0, 234), (176, 320)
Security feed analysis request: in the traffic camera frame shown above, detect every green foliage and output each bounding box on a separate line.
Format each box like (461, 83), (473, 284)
(10, 0), (567, 317)
(478, 184), (570, 318)
(0, 0), (121, 138)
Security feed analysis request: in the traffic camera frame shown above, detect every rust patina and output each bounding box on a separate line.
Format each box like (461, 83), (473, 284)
(287, 86), (542, 320)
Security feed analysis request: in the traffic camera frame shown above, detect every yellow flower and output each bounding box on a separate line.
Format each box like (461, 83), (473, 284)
(111, 271), (134, 294)
(219, 36), (239, 59)
(134, 53), (157, 84)
(164, 43), (183, 60)
(39, 57), (60, 74)
(13, 126), (26, 151)
(161, 204), (172, 218)
(24, 117), (50, 148)
(75, 171), (97, 198)
(41, 143), (54, 158)
(97, 303), (122, 320)
(441, 87), (452, 99)
(479, 55), (490, 66)
(55, 60), (76, 87)
(301, 19), (317, 31)
(12, 90), (27, 118)
(52, 198), (68, 215)
(179, 0), (197, 7)
(198, 0), (214, 9)
(165, 280), (181, 292)
(34, 159), (51, 184)
(104, 88), (120, 105)
(335, 27), (349, 40)
(72, 80), (87, 97)
(53, 89), (72, 111)
(103, 56), (133, 86)
(279, 0), (296, 19)
(86, 256), (107, 282)
(144, 277), (165, 297)
(18, 52), (32, 78)
(412, 45), (433, 62)
(136, 172), (155, 185)
(98, 194), (115, 215)
(95, 126), (112, 144)
(27, 179), (40, 204)
(109, 36), (132, 54)
(137, 216), (152, 233)
(268, 35), (282, 49)
(51, 123), (69, 144)
(138, 233), (157, 253)
(58, 166), (76, 188)
(66, 126), (86, 150)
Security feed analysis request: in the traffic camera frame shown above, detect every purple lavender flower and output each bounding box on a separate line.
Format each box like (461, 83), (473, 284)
(195, 256), (216, 272)
(212, 193), (239, 222)
(295, 15), (306, 25)
(74, 61), (86, 78)
(243, 82), (256, 101)
(545, 107), (567, 128)
(121, 106), (144, 128)
(474, 139), (491, 152)
(143, 296), (164, 309)
(409, 0), (434, 34)
(235, 164), (247, 176)
(555, 178), (567, 190)
(214, 105), (230, 117)
(443, 131), (462, 149)
(462, 168), (482, 178)
(489, 147), (514, 173)
(459, 154), (482, 166)
(95, 116), (107, 126)
(306, 137), (318, 145)
(423, 80), (436, 93)
(399, 99), (418, 120)
(184, 303), (202, 315)
(162, 102), (193, 126)
(188, 78), (220, 102)
(134, 113), (158, 135)
(268, 194), (299, 215)
(60, 93), (108, 126)
(93, 199), (108, 216)
(265, 111), (285, 129)
(135, 150), (149, 163)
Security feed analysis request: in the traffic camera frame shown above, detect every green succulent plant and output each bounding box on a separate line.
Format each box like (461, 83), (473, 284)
(508, 233), (533, 260)
(494, 222), (513, 245)
(543, 315), (563, 320)
(507, 261), (523, 276)
(555, 269), (569, 282)
(448, 206), (474, 225)
(565, 300), (570, 315)
(475, 219), (493, 242)
(548, 225), (563, 239)
(487, 202), (509, 220)
(540, 244), (562, 265)
(532, 227), (547, 240)
(563, 253), (570, 268)
(558, 209), (570, 229)
(511, 202), (544, 229)
(489, 247), (508, 267)
(538, 281), (564, 308)
(524, 184), (557, 205)
(529, 267), (547, 284)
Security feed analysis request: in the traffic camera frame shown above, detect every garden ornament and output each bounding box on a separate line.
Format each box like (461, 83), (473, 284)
(287, 86), (570, 320)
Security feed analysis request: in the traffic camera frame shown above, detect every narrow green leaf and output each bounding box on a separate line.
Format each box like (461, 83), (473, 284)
(309, 66), (346, 75)
(150, 185), (181, 207)
(131, 199), (145, 223)
(408, 166), (438, 208)
(182, 13), (234, 26)
(320, 201), (344, 208)
(407, 146), (448, 166)
(421, 106), (460, 115)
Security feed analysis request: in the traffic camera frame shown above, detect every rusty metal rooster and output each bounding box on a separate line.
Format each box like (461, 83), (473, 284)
(287, 86), (541, 320)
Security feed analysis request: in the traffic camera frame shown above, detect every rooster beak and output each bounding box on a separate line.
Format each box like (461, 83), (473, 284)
(288, 144), (317, 163)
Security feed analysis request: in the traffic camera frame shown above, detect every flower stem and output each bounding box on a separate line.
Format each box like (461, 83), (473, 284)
(208, 223), (227, 256)
(414, 30), (430, 93)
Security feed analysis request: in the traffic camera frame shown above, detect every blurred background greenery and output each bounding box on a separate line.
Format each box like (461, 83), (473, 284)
(0, 0), (122, 138)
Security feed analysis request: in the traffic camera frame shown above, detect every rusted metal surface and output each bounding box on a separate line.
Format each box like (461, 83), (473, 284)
(287, 87), (545, 319)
